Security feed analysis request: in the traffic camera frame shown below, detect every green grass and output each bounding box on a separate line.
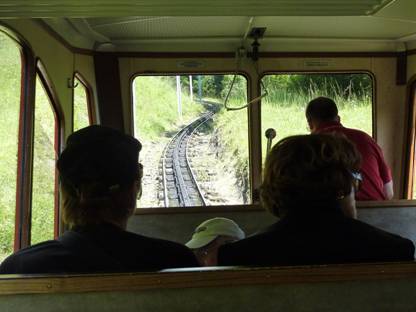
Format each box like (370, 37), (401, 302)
(212, 98), (250, 202)
(30, 77), (57, 245)
(134, 76), (204, 140)
(0, 33), (21, 261)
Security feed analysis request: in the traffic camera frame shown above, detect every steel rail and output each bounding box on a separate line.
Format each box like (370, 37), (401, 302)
(185, 112), (214, 207)
(161, 112), (213, 207)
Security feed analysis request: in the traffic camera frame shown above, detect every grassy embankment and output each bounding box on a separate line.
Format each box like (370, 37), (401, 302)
(134, 76), (204, 140)
(0, 34), (20, 261)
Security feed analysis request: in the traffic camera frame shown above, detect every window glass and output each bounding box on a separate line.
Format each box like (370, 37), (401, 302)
(31, 75), (57, 244)
(261, 73), (373, 162)
(133, 74), (249, 207)
(0, 32), (21, 261)
(73, 76), (91, 131)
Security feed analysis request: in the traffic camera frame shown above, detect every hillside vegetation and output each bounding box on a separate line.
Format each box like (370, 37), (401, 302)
(0, 33), (21, 261)
(134, 76), (204, 140)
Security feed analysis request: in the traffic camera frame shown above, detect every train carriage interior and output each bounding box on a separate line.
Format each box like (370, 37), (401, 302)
(2, 0), (416, 310)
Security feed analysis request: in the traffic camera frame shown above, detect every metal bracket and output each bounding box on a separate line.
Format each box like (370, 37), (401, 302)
(67, 78), (79, 89)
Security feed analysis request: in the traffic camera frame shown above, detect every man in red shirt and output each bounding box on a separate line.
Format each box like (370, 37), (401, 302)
(305, 96), (393, 201)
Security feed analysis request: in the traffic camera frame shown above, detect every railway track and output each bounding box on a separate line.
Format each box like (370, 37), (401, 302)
(161, 112), (214, 207)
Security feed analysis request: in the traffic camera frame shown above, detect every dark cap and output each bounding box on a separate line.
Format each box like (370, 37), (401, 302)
(57, 125), (142, 192)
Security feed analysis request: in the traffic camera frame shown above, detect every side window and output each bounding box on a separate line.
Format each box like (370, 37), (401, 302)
(132, 74), (249, 208)
(0, 31), (22, 261)
(73, 75), (93, 131)
(261, 73), (373, 162)
(31, 73), (59, 245)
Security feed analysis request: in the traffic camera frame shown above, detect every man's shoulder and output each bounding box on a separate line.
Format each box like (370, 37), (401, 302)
(319, 123), (371, 139)
(220, 221), (284, 254)
(123, 231), (198, 266)
(125, 230), (189, 251)
(345, 218), (415, 251)
(149, 235), (194, 255)
(80, 224), (192, 256)
(3, 240), (64, 259)
(0, 240), (68, 274)
(329, 126), (381, 152)
(341, 126), (373, 140)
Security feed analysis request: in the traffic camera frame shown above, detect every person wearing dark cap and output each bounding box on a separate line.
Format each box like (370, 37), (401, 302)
(0, 125), (198, 274)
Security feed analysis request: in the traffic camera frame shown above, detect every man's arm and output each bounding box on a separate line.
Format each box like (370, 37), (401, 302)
(383, 180), (394, 200)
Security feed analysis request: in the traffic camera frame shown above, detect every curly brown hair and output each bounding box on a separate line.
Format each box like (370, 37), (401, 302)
(260, 134), (361, 217)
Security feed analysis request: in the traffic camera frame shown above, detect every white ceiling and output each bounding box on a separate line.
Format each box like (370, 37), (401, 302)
(3, 0), (416, 52)
(0, 0), (397, 17)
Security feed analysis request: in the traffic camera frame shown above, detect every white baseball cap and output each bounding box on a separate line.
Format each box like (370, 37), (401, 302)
(185, 217), (245, 249)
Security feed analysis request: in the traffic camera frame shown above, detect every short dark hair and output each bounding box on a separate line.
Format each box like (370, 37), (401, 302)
(260, 134), (361, 218)
(305, 97), (338, 122)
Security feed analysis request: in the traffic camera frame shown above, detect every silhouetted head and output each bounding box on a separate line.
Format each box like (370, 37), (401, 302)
(260, 134), (361, 219)
(57, 125), (142, 229)
(306, 97), (339, 132)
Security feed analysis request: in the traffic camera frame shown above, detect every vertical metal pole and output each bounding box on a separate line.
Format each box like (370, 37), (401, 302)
(189, 75), (193, 102)
(198, 75), (202, 101)
(176, 75), (182, 119)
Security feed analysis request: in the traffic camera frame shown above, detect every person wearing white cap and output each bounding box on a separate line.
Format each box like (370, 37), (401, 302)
(186, 217), (245, 266)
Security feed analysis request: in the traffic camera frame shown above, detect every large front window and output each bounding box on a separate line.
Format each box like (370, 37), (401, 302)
(132, 74), (249, 208)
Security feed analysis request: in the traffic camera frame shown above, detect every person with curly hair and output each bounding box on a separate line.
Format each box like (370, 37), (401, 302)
(218, 134), (414, 266)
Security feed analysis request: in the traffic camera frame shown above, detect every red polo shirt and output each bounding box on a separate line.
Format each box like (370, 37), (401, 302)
(316, 121), (392, 201)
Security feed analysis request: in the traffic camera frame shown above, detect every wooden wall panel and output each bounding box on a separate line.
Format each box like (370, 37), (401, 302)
(94, 54), (124, 131)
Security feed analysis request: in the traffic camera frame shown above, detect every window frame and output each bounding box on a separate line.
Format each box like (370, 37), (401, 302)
(31, 60), (65, 244)
(259, 70), (376, 140)
(404, 78), (416, 199)
(0, 25), (67, 251)
(0, 25), (37, 252)
(72, 71), (96, 131)
(258, 70), (376, 198)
